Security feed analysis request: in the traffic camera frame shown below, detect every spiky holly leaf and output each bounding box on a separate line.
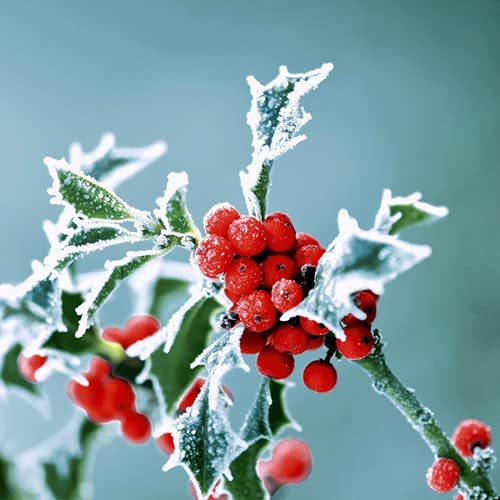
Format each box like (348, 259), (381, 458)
(282, 208), (433, 338)
(374, 189), (449, 235)
(240, 63), (333, 219)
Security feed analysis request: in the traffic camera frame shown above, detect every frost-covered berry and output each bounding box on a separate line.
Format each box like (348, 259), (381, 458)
(264, 212), (296, 253)
(121, 411), (151, 444)
(336, 324), (374, 360)
(303, 360), (337, 393)
(218, 310), (240, 330)
(452, 419), (492, 457)
(224, 257), (262, 298)
(295, 232), (319, 248)
(238, 290), (278, 333)
(426, 457), (460, 493)
(261, 254), (299, 289)
(204, 203), (240, 237)
(256, 345), (294, 379)
(454, 493), (465, 500)
(342, 291), (377, 326)
(294, 244), (325, 268)
(17, 354), (47, 383)
(240, 329), (268, 355)
(299, 317), (329, 336)
(178, 377), (206, 412)
(195, 234), (235, 278)
(272, 324), (309, 355)
(157, 432), (175, 454)
(103, 314), (160, 349)
(271, 279), (304, 313)
(307, 335), (324, 350)
(227, 216), (266, 257)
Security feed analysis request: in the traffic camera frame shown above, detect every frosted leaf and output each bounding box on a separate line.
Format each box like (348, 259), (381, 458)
(374, 189), (449, 235)
(69, 132), (167, 190)
(153, 172), (201, 244)
(282, 209), (432, 338)
(240, 63), (333, 218)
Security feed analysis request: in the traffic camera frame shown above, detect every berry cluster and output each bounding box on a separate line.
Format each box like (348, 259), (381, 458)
(196, 204), (379, 393)
(17, 353), (47, 383)
(67, 357), (151, 444)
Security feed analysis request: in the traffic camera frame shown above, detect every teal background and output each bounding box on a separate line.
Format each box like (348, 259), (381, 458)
(1, 1), (500, 498)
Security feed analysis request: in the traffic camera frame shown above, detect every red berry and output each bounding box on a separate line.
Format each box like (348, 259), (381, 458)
(294, 244), (325, 268)
(264, 212), (296, 253)
(121, 411), (151, 444)
(104, 378), (136, 417)
(103, 315), (160, 349)
(272, 324), (309, 355)
(452, 419), (492, 457)
(342, 291), (377, 326)
(299, 317), (329, 336)
(88, 357), (112, 378)
(261, 254), (299, 289)
(204, 203), (240, 237)
(195, 234), (235, 278)
(227, 216), (266, 257)
(336, 324), (374, 360)
(256, 345), (294, 379)
(271, 279), (304, 313)
(303, 360), (337, 393)
(454, 493), (465, 500)
(17, 354), (47, 383)
(238, 290), (278, 333)
(426, 458), (460, 493)
(240, 329), (268, 354)
(224, 257), (262, 298)
(178, 378), (206, 412)
(307, 335), (324, 350)
(295, 232), (319, 248)
(157, 432), (176, 454)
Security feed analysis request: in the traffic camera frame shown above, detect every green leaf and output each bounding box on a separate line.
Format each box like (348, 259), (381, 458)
(240, 63), (333, 219)
(0, 344), (38, 395)
(0, 453), (24, 500)
(45, 157), (144, 222)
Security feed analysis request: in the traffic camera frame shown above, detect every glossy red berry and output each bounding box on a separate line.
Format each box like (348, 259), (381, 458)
(227, 216), (266, 257)
(342, 291), (377, 326)
(224, 257), (262, 298)
(426, 458), (460, 493)
(303, 360), (337, 393)
(452, 419), (492, 457)
(157, 432), (176, 454)
(104, 378), (136, 417)
(121, 411), (151, 444)
(295, 232), (319, 248)
(240, 329), (268, 354)
(272, 324), (309, 355)
(307, 335), (324, 350)
(294, 244), (325, 268)
(178, 378), (206, 412)
(256, 345), (294, 379)
(261, 254), (299, 289)
(299, 317), (329, 336)
(204, 203), (240, 237)
(195, 234), (235, 278)
(238, 290), (278, 333)
(336, 324), (374, 360)
(103, 315), (160, 349)
(271, 279), (304, 313)
(17, 354), (47, 383)
(264, 212), (296, 253)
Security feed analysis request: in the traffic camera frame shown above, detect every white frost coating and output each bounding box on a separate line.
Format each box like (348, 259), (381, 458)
(153, 171), (188, 230)
(282, 209), (432, 338)
(373, 189), (449, 234)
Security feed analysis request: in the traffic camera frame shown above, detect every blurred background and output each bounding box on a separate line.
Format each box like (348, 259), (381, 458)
(1, 0), (499, 498)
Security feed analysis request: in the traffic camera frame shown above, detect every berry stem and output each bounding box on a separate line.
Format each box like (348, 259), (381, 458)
(355, 333), (496, 498)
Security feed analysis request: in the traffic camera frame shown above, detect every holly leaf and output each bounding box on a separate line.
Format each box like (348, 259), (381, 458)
(240, 63), (333, 219)
(0, 344), (38, 396)
(282, 208), (432, 338)
(374, 189), (449, 235)
(0, 453), (24, 500)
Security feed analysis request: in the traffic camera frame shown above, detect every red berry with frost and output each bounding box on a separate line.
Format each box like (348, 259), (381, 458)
(336, 324), (374, 360)
(261, 254), (299, 289)
(240, 329), (268, 354)
(264, 212), (296, 253)
(342, 291), (377, 326)
(426, 458), (460, 493)
(227, 216), (266, 257)
(121, 411), (151, 444)
(103, 315), (160, 349)
(157, 432), (176, 454)
(238, 290), (278, 333)
(307, 335), (324, 350)
(256, 345), (294, 380)
(272, 324), (309, 355)
(271, 279), (304, 313)
(294, 244), (325, 268)
(454, 494), (465, 500)
(452, 419), (492, 457)
(17, 354), (47, 383)
(178, 377), (206, 412)
(295, 232), (319, 248)
(224, 257), (262, 298)
(303, 360), (337, 393)
(195, 234), (234, 278)
(299, 317), (329, 336)
(204, 203), (240, 237)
